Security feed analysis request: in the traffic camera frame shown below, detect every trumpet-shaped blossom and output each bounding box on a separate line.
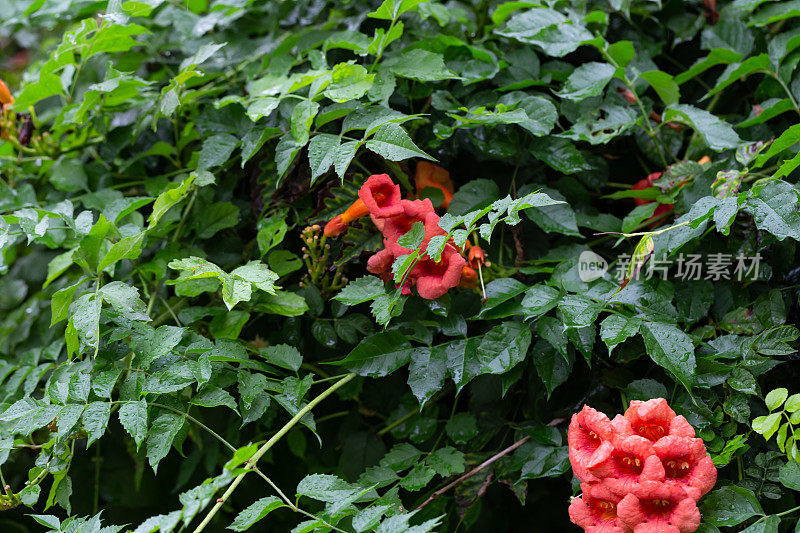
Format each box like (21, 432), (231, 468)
(588, 436), (664, 497)
(415, 161), (454, 208)
(569, 483), (630, 533)
(619, 399), (695, 442)
(380, 198), (444, 242)
(568, 406), (615, 483)
(325, 174), (473, 299)
(0, 79), (13, 107)
(323, 174), (404, 237)
(359, 173), (404, 225)
(411, 242), (466, 300)
(467, 245), (486, 268)
(617, 482), (701, 533)
(569, 400), (714, 533)
(459, 266), (478, 289)
(653, 436), (717, 501)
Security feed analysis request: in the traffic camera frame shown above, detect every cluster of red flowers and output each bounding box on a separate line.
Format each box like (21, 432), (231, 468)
(568, 398), (717, 533)
(324, 172), (478, 299)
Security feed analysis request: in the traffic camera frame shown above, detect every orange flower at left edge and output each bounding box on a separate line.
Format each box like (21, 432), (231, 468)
(0, 80), (14, 105)
(0, 79), (14, 107)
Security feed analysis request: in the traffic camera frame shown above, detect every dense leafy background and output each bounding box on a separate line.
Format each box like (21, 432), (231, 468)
(2, 0), (800, 531)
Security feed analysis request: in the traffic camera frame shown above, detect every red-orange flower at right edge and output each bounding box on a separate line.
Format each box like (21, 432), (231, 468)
(568, 399), (716, 533)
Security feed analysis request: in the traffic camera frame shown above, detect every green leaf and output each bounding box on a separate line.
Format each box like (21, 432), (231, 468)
(756, 123), (800, 166)
(228, 497), (284, 531)
(675, 48), (743, 85)
(365, 122), (434, 161)
(290, 100), (319, 146)
(296, 474), (359, 503)
(307, 133), (340, 183)
(12, 74), (64, 109)
(638, 70), (680, 105)
(700, 486), (764, 527)
(335, 276), (386, 306)
(397, 221), (425, 249)
(785, 393), (800, 412)
(275, 133), (302, 179)
(337, 331), (412, 377)
(51, 279), (84, 326)
(98, 231), (145, 272)
(426, 447), (465, 477)
(368, 0), (427, 19)
(49, 158), (88, 192)
(407, 346), (447, 405)
(118, 400), (148, 450)
(148, 175), (195, 228)
(399, 464), (436, 491)
(445, 413), (478, 444)
(259, 344), (303, 371)
(607, 40), (635, 67)
(388, 49), (458, 82)
(496, 8), (592, 57)
(752, 413), (782, 439)
(98, 281), (150, 321)
(663, 104), (741, 151)
(82, 401), (111, 447)
(521, 285), (560, 317)
(198, 133), (239, 170)
(744, 180), (800, 240)
(146, 412), (184, 472)
(195, 202), (239, 239)
(738, 98), (793, 128)
(706, 54), (771, 98)
(324, 62), (374, 102)
(640, 322), (696, 390)
(69, 292), (101, 350)
(765, 388), (789, 410)
(533, 340), (572, 397)
(600, 315), (641, 355)
(779, 461), (800, 491)
(555, 62), (615, 101)
(191, 386), (238, 411)
(85, 23), (149, 58)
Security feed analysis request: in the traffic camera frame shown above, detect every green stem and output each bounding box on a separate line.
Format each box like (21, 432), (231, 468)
(172, 189), (198, 243)
(147, 402), (237, 453)
(769, 71), (800, 118)
(92, 442), (101, 514)
(378, 406), (420, 436)
(191, 373), (356, 533)
(598, 40), (668, 167)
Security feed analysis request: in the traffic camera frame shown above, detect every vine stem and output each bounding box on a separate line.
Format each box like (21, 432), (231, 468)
(415, 435), (531, 511)
(191, 373), (356, 533)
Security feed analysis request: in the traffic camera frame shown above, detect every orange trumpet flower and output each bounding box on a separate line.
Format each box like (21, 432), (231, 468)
(0, 79), (14, 108)
(415, 161), (454, 209)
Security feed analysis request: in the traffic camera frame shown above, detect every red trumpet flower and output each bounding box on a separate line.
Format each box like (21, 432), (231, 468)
(616, 399), (695, 442)
(569, 482), (630, 533)
(588, 434), (664, 497)
(568, 406), (615, 483)
(323, 174), (403, 237)
(617, 482), (701, 533)
(653, 436), (717, 501)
